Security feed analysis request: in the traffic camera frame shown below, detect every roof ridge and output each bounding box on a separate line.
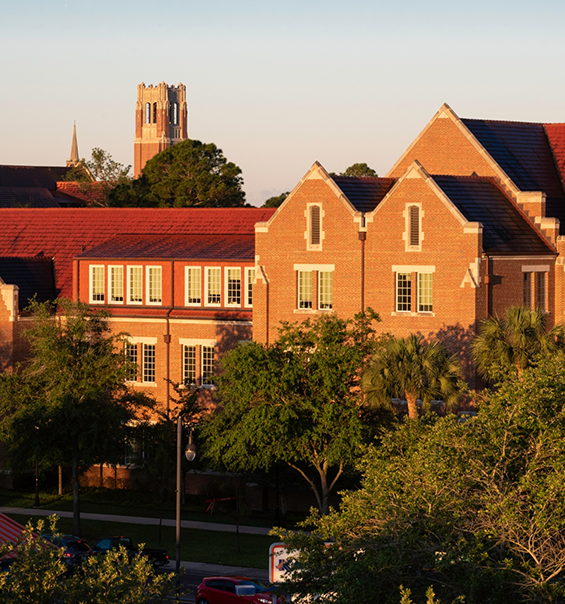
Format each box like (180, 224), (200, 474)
(332, 175), (393, 181)
(462, 116), (546, 126)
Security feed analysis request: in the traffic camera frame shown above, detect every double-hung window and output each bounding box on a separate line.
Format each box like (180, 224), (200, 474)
(396, 273), (412, 312)
(418, 273), (433, 312)
(146, 266), (162, 305)
(245, 267), (255, 308)
(143, 344), (156, 383)
(394, 266), (435, 314)
(202, 345), (215, 386)
(318, 271), (333, 310)
(186, 267), (201, 305)
(183, 345), (196, 385)
(90, 265), (105, 303)
(110, 266), (124, 303)
(205, 267), (221, 306)
(124, 342), (138, 382)
(128, 266), (143, 304)
(298, 271), (313, 309)
(226, 268), (241, 306)
(523, 266), (549, 312)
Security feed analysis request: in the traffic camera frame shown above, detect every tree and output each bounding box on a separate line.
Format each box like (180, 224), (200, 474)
(200, 310), (389, 515)
(330, 163), (378, 178)
(0, 517), (176, 603)
(262, 191), (289, 208)
(109, 139), (246, 208)
(362, 334), (464, 420)
(65, 147), (132, 206)
(278, 357), (565, 603)
(0, 299), (153, 536)
(472, 305), (565, 380)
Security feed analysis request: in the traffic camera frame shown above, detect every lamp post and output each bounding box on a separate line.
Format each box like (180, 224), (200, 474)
(175, 417), (196, 577)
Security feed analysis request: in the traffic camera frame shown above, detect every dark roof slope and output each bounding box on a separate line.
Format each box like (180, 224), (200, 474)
(332, 176), (396, 212)
(79, 234), (255, 261)
(433, 175), (554, 254)
(0, 208), (275, 299)
(0, 257), (55, 309)
(0, 187), (60, 208)
(0, 166), (72, 189)
(461, 119), (565, 231)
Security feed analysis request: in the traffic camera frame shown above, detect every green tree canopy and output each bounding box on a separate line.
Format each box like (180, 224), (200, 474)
(472, 305), (565, 380)
(200, 310), (389, 514)
(262, 191), (289, 208)
(0, 517), (176, 604)
(0, 299), (153, 536)
(362, 334), (464, 420)
(65, 147), (132, 206)
(279, 356), (565, 603)
(109, 139), (246, 208)
(330, 163), (378, 178)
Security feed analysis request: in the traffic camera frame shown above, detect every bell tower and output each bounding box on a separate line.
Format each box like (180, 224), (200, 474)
(134, 82), (188, 177)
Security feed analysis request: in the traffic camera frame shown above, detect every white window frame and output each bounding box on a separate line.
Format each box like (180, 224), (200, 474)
(225, 267), (242, 307)
(124, 341), (138, 382)
(142, 343), (156, 384)
(146, 265), (162, 306)
(109, 265), (124, 304)
(298, 270), (313, 309)
(396, 272), (412, 313)
(201, 345), (215, 388)
(318, 271), (333, 310)
(89, 265), (105, 304)
(205, 267), (222, 307)
(245, 267), (256, 308)
(185, 266), (202, 306)
(418, 272), (433, 313)
(127, 265), (143, 305)
(182, 344), (196, 386)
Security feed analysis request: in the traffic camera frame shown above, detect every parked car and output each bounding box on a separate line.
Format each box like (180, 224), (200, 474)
(92, 536), (169, 568)
(42, 534), (92, 571)
(196, 576), (281, 604)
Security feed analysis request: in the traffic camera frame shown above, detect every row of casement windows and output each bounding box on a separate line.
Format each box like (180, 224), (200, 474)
(90, 265), (255, 308)
(125, 342), (216, 386)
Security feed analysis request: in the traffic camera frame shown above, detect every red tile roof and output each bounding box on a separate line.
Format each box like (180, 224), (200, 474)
(77, 234), (255, 261)
(0, 208), (275, 299)
(55, 182), (107, 206)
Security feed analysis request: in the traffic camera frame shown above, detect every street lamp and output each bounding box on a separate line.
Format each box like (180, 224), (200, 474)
(176, 417), (196, 577)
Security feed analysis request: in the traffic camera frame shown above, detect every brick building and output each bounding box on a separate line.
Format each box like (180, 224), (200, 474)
(0, 103), (564, 409)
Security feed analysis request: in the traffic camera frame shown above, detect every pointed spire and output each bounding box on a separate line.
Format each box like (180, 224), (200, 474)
(67, 122), (80, 167)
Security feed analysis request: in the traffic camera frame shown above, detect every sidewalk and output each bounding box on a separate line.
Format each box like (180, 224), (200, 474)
(0, 507), (272, 535)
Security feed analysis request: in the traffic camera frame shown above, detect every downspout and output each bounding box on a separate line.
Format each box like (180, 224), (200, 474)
(164, 260), (175, 418)
(265, 270), (270, 345)
(484, 255), (490, 318)
(358, 214), (366, 312)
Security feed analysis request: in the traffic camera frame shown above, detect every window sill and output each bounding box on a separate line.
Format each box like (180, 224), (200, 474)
(294, 308), (333, 314)
(126, 381), (158, 388)
(391, 311), (435, 317)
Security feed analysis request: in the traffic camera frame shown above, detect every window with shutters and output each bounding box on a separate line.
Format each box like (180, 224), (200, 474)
(405, 204), (422, 251)
(307, 204), (323, 250)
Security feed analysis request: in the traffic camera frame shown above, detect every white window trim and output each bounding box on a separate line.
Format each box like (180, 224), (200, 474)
(205, 266), (222, 307)
(89, 265), (105, 305)
(403, 203), (423, 252)
(201, 344), (216, 389)
(127, 265), (144, 305)
(185, 266), (202, 307)
(318, 270), (333, 311)
(142, 343), (156, 384)
(109, 265), (124, 305)
(417, 272), (433, 314)
(395, 272), (412, 313)
(145, 265), (163, 306)
(297, 270), (313, 310)
(245, 267), (255, 308)
(224, 267), (242, 307)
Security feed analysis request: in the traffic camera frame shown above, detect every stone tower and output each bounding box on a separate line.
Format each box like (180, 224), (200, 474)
(134, 82), (188, 177)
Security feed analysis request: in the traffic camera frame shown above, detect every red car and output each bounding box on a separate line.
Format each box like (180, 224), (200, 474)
(196, 576), (279, 604)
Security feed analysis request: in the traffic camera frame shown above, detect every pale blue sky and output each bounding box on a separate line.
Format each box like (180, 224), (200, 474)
(2, 0), (565, 205)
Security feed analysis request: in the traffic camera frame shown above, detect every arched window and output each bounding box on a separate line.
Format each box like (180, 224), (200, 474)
(409, 205), (420, 247)
(152, 102), (157, 124)
(145, 103), (151, 124)
(173, 103), (179, 125)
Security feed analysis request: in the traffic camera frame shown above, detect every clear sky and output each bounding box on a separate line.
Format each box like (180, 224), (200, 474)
(2, 0), (565, 206)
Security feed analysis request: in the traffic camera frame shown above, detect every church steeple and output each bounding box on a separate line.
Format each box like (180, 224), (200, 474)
(66, 122), (80, 167)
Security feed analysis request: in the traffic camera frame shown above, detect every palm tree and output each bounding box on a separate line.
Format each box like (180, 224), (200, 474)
(472, 306), (565, 380)
(362, 334), (463, 420)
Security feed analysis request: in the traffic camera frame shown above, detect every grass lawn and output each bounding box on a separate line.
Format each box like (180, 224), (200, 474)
(7, 513), (276, 569)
